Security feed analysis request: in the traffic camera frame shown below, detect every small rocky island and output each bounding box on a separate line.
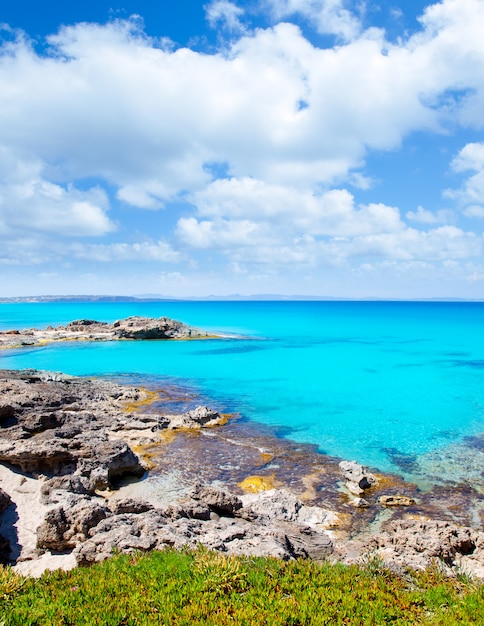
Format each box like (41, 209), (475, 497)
(0, 315), (217, 350)
(1, 368), (484, 578)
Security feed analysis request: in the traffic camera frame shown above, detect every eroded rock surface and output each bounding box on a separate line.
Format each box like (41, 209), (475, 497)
(0, 370), (225, 491)
(360, 519), (484, 573)
(69, 485), (334, 566)
(339, 460), (377, 496)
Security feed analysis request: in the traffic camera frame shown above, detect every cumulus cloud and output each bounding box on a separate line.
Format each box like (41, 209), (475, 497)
(446, 142), (484, 216)
(0, 153), (114, 237)
(189, 177), (404, 236)
(406, 206), (454, 224)
(205, 1), (246, 32)
(1, 0), (483, 206)
(177, 216), (264, 248)
(262, 0), (362, 42)
(178, 176), (480, 269)
(72, 240), (181, 263)
(1, 1), (484, 290)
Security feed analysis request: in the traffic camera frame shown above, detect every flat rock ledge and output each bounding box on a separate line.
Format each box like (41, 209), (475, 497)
(0, 316), (217, 350)
(1, 370), (484, 579)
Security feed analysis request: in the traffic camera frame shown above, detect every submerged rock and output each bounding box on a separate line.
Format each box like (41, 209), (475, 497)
(378, 495), (416, 507)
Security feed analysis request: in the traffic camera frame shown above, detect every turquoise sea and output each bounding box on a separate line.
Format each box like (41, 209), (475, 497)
(1, 300), (484, 485)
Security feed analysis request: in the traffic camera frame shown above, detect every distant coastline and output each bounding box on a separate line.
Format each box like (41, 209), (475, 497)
(1, 294), (483, 303)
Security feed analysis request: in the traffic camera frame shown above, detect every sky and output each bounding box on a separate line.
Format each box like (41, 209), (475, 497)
(1, 0), (484, 299)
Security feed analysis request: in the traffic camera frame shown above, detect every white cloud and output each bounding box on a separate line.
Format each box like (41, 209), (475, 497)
(0, 1), (483, 209)
(180, 176), (480, 269)
(72, 240), (181, 262)
(190, 177), (404, 237)
(346, 226), (481, 261)
(263, 0), (362, 42)
(406, 206), (454, 224)
(446, 142), (484, 214)
(177, 216), (263, 248)
(205, 1), (246, 32)
(0, 153), (115, 237)
(1, 1), (484, 291)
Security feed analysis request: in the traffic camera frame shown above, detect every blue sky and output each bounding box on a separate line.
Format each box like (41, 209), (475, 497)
(1, 0), (484, 298)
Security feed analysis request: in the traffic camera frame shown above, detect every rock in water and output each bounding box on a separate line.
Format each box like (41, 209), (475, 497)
(339, 460), (377, 495)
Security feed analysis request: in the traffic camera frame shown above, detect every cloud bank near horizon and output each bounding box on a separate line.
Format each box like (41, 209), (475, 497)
(1, 0), (484, 297)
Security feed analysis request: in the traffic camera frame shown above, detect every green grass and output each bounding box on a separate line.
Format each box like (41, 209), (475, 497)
(1, 547), (484, 625)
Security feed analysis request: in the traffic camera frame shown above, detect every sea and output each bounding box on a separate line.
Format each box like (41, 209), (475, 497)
(2, 300), (484, 489)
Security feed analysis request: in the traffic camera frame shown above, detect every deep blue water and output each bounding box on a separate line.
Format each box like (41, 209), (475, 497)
(2, 300), (484, 480)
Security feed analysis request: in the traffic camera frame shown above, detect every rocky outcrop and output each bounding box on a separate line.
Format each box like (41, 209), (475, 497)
(0, 316), (218, 350)
(0, 370), (225, 489)
(363, 519), (483, 571)
(339, 460), (377, 495)
(111, 316), (203, 340)
(68, 485), (334, 566)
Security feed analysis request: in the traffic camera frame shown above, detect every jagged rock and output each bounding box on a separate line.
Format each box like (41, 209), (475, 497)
(37, 501), (111, 552)
(367, 519), (480, 568)
(72, 498), (334, 566)
(241, 489), (302, 521)
(112, 316), (201, 340)
(78, 440), (145, 490)
(339, 460), (377, 493)
(0, 436), (78, 474)
(190, 484), (243, 515)
(164, 500), (212, 521)
(0, 487), (12, 514)
(74, 510), (171, 564)
(110, 499), (154, 515)
(240, 489), (329, 529)
(378, 495), (416, 507)
(22, 411), (65, 434)
(66, 320), (109, 332)
(40, 476), (92, 505)
(167, 406), (225, 429)
(37, 507), (70, 551)
(349, 497), (370, 508)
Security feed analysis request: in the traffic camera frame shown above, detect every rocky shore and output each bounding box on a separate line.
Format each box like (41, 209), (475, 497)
(1, 369), (484, 579)
(0, 316), (218, 350)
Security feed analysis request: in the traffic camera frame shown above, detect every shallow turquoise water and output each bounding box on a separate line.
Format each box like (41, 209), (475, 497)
(1, 301), (484, 478)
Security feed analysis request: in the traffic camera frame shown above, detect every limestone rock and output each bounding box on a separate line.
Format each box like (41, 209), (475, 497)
(349, 497), (370, 508)
(378, 495), (416, 507)
(112, 316), (201, 340)
(339, 460), (377, 493)
(0, 315), (216, 350)
(37, 501), (111, 552)
(0, 487), (12, 514)
(110, 499), (154, 515)
(190, 484), (243, 515)
(167, 406), (225, 429)
(367, 519), (480, 568)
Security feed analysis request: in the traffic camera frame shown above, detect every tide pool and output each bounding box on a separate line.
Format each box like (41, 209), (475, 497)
(1, 300), (484, 482)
